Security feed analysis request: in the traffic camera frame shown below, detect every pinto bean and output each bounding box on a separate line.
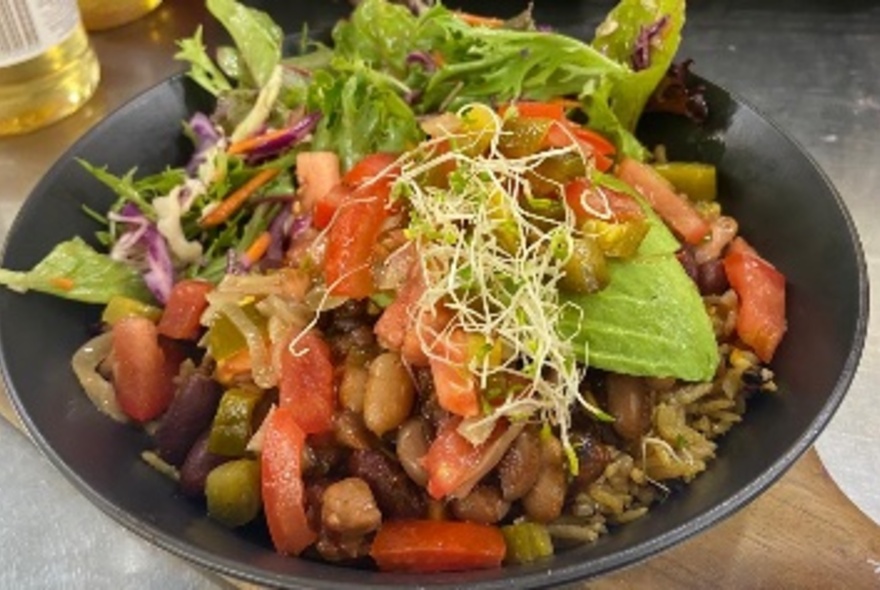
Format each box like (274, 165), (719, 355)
(521, 434), (566, 523)
(363, 352), (415, 437)
(338, 360), (369, 414)
(321, 477), (382, 536)
(349, 449), (425, 520)
(396, 416), (431, 487)
(606, 374), (652, 441)
(497, 428), (542, 502)
(451, 485), (510, 524)
(155, 372), (223, 467)
(333, 410), (378, 451)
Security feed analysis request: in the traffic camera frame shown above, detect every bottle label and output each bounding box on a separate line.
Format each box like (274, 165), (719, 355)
(0, 0), (80, 68)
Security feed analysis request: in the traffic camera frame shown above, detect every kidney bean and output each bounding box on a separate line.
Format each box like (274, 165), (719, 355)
(179, 432), (230, 498)
(349, 449), (426, 520)
(606, 374), (652, 441)
(497, 427), (542, 502)
(697, 258), (730, 295)
(155, 372), (223, 467)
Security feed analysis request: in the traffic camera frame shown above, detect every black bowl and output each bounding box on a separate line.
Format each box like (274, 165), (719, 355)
(0, 71), (868, 590)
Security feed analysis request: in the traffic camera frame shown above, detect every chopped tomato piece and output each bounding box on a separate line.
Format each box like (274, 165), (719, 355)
(342, 152), (399, 187)
(723, 237), (787, 362)
(279, 330), (335, 434)
(617, 157), (711, 245)
(374, 264), (426, 352)
(423, 418), (505, 499)
(324, 154), (400, 299)
(563, 178), (645, 224)
(544, 121), (615, 172)
(261, 406), (317, 556)
(296, 151), (341, 215)
(311, 183), (349, 230)
(429, 329), (479, 418)
(157, 279), (213, 341)
(371, 520), (506, 573)
(498, 100), (566, 121)
(111, 316), (175, 422)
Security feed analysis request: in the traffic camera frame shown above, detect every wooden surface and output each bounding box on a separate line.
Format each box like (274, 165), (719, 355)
(3, 391), (877, 589)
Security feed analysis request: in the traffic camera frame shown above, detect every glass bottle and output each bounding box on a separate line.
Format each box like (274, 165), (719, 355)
(0, 0), (100, 136)
(77, 0), (163, 32)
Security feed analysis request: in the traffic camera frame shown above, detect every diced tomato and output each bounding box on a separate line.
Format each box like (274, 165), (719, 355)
(312, 183), (349, 230)
(324, 154), (400, 299)
(371, 520), (506, 573)
(617, 157), (711, 245)
(544, 121), (616, 172)
(279, 330), (335, 434)
(261, 406), (317, 556)
(423, 418), (505, 499)
(563, 178), (645, 224)
(157, 279), (213, 341)
(296, 151), (341, 215)
(374, 264), (426, 352)
(723, 237), (787, 362)
(429, 329), (479, 418)
(342, 152), (399, 187)
(498, 100), (566, 121)
(111, 316), (175, 422)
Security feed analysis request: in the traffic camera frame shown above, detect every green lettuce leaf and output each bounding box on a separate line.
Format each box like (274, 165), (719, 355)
(332, 0), (417, 77)
(0, 237), (151, 304)
(308, 60), (422, 172)
(559, 216), (718, 382)
(592, 0), (685, 131)
(174, 26), (232, 97)
(206, 0), (282, 88)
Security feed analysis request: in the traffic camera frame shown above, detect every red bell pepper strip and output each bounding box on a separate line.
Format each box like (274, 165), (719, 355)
(261, 405), (317, 556)
(323, 153), (400, 299)
(370, 520), (506, 573)
(723, 237), (787, 362)
(279, 329), (336, 434)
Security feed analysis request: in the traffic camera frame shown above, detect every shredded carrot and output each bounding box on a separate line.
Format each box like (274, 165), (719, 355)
(430, 51), (446, 68)
(456, 11), (504, 28)
(243, 231), (272, 264)
(200, 168), (280, 228)
(227, 127), (291, 156)
(50, 277), (75, 291)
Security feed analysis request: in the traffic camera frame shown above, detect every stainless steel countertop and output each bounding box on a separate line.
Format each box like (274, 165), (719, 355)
(0, 1), (877, 587)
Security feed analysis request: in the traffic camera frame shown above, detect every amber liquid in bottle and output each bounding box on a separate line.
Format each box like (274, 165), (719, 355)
(77, 0), (163, 31)
(0, 1), (100, 136)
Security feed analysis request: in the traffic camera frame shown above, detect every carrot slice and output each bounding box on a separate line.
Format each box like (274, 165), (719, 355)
(371, 520), (506, 573)
(242, 231), (272, 265)
(200, 168), (280, 228)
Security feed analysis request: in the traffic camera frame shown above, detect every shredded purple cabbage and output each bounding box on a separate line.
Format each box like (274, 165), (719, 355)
(245, 113), (322, 163)
(186, 112), (221, 176)
(646, 59), (709, 123)
(405, 51), (436, 72)
(142, 226), (175, 304)
(108, 203), (175, 303)
(631, 15), (669, 72)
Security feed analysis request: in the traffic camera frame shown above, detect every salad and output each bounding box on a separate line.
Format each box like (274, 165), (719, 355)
(0, 0), (787, 573)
